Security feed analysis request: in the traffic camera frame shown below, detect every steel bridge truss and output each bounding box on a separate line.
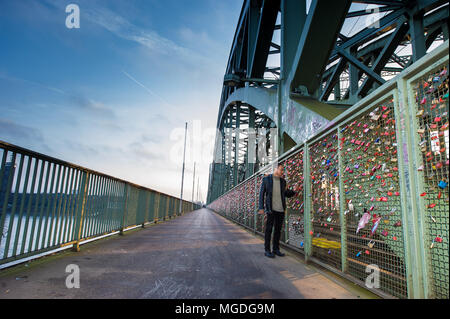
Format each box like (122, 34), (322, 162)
(209, 103), (278, 201)
(208, 0), (449, 203)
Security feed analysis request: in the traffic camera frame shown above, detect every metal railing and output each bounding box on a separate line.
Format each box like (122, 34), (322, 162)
(0, 140), (201, 266)
(208, 41), (449, 299)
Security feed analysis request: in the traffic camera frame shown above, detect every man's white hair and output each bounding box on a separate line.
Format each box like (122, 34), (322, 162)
(272, 161), (282, 172)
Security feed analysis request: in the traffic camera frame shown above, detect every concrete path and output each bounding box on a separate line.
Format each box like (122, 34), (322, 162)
(0, 209), (376, 299)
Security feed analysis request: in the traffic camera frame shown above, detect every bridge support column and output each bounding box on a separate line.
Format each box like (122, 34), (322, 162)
(246, 106), (256, 178)
(234, 103), (241, 186)
(409, 10), (427, 62)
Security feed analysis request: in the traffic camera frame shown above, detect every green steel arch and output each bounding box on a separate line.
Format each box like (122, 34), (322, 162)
(208, 0), (449, 204)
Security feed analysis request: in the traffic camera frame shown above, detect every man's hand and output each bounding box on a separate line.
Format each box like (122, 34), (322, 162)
(258, 209), (265, 215)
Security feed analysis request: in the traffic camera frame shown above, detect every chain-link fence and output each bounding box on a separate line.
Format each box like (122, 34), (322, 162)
(208, 41), (449, 299)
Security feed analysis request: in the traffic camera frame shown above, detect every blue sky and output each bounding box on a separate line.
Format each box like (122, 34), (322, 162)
(0, 0), (242, 200)
(0, 0), (405, 201)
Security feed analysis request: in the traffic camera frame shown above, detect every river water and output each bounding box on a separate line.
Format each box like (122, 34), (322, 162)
(0, 213), (112, 259)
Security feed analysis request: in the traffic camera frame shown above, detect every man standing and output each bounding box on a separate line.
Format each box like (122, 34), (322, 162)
(258, 163), (296, 258)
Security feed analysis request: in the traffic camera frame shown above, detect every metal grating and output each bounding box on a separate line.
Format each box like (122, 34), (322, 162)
(284, 151), (305, 250)
(309, 132), (342, 270)
(245, 176), (256, 229)
(207, 44), (449, 299)
(256, 174), (264, 233)
(340, 97), (408, 298)
(413, 63), (449, 299)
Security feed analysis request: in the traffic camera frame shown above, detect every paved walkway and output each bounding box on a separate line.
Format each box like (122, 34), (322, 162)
(0, 209), (376, 299)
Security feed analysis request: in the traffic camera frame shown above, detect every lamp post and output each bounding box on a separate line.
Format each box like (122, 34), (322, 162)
(192, 161), (196, 210)
(179, 122), (187, 215)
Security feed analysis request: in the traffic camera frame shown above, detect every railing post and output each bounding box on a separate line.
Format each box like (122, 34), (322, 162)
(154, 193), (160, 223)
(165, 197), (169, 220)
(238, 185), (241, 225)
(119, 184), (129, 236)
(285, 208), (289, 244)
(72, 171), (89, 252)
(142, 191), (150, 228)
(254, 176), (258, 234)
(0, 152), (16, 250)
(395, 77), (426, 298)
(337, 127), (348, 273)
(303, 144), (312, 262)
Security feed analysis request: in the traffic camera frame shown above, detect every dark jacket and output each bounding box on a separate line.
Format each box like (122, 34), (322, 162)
(258, 174), (296, 213)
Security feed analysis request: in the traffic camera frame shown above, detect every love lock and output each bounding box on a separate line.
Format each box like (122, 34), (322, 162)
(368, 240), (375, 248)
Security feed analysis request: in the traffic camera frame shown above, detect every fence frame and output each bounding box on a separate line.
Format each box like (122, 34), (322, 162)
(208, 40), (449, 299)
(0, 140), (201, 268)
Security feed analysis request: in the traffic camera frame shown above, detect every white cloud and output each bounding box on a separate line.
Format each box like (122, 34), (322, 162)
(81, 5), (219, 71)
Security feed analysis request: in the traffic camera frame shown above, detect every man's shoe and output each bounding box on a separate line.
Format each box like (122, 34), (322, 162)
(265, 251), (275, 258)
(273, 250), (285, 257)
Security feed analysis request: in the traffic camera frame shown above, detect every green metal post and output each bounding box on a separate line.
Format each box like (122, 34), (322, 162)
(165, 196), (169, 220)
(72, 171), (89, 252)
(52, 165), (68, 247)
(112, 180), (120, 231)
(142, 191), (150, 227)
(303, 145), (312, 262)
(65, 169), (79, 243)
(2, 154), (24, 259)
(33, 160), (51, 251)
(234, 104), (240, 187)
(119, 183), (128, 235)
(45, 163), (61, 249)
(285, 208), (289, 244)
(12, 156), (32, 257)
(58, 167), (75, 246)
(337, 128), (348, 273)
(397, 77), (428, 298)
(20, 158), (40, 255)
(82, 173), (93, 239)
(0, 152), (15, 250)
(154, 192), (160, 223)
(98, 176), (109, 235)
(79, 172), (93, 241)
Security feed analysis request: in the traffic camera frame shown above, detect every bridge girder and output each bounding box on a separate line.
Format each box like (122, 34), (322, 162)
(207, 0), (448, 204)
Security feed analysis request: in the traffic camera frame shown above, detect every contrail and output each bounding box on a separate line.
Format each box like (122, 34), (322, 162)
(121, 70), (173, 108)
(0, 73), (65, 95)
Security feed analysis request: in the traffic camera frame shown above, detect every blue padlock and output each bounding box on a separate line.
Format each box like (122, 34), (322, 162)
(438, 181), (447, 189)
